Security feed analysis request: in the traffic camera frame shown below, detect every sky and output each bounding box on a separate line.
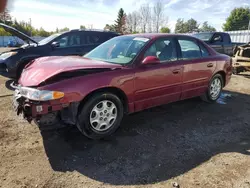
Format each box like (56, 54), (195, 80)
(6, 0), (250, 32)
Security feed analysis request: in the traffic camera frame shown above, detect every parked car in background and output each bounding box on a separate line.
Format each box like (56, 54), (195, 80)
(0, 23), (118, 79)
(13, 34), (232, 139)
(7, 39), (23, 47)
(232, 42), (250, 74)
(193, 32), (245, 56)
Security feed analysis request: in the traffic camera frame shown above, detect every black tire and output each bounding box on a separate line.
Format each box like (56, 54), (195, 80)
(201, 74), (223, 103)
(76, 92), (124, 139)
(232, 68), (239, 75)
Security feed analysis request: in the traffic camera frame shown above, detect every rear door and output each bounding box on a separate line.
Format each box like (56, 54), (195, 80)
(80, 32), (116, 55)
(80, 32), (102, 55)
(176, 37), (216, 100)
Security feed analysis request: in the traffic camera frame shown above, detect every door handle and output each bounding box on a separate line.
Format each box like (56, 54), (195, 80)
(207, 63), (213, 68)
(172, 69), (180, 74)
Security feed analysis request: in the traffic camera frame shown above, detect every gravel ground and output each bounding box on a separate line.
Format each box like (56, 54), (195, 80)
(1, 73), (250, 188)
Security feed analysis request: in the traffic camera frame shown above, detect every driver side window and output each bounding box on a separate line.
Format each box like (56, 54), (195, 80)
(144, 38), (177, 63)
(212, 34), (223, 44)
(53, 33), (81, 48)
(54, 35), (69, 48)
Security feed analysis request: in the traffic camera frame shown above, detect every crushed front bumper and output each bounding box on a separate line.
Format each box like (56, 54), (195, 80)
(12, 85), (69, 123)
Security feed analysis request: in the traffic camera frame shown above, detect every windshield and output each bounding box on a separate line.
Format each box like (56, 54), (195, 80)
(38, 33), (61, 45)
(84, 36), (149, 64)
(193, 33), (213, 41)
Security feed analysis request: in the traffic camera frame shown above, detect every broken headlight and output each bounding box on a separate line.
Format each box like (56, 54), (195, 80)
(19, 87), (64, 101)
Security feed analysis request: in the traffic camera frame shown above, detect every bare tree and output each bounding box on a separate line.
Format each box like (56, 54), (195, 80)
(131, 11), (140, 33)
(147, 8), (153, 33)
(140, 4), (150, 33)
(126, 13), (133, 33)
(153, 0), (165, 33)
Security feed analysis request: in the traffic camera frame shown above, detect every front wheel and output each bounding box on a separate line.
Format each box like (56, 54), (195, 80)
(77, 92), (124, 139)
(201, 74), (223, 103)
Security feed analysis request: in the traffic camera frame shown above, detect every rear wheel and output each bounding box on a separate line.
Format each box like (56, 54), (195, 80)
(77, 92), (124, 139)
(201, 74), (223, 103)
(232, 68), (239, 75)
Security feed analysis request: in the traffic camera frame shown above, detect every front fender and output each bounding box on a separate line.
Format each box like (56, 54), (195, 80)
(38, 68), (135, 105)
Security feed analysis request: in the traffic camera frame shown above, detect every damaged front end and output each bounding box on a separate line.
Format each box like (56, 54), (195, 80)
(12, 82), (79, 129)
(233, 43), (250, 74)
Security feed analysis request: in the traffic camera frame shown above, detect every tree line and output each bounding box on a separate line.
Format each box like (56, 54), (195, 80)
(0, 4), (249, 37)
(0, 9), (87, 37)
(106, 5), (250, 34)
(104, 1), (171, 34)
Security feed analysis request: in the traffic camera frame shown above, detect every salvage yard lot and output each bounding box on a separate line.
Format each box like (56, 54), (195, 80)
(1, 73), (250, 187)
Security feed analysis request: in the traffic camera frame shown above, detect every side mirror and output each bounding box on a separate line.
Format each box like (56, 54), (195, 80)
(51, 41), (60, 48)
(212, 36), (221, 43)
(142, 56), (160, 65)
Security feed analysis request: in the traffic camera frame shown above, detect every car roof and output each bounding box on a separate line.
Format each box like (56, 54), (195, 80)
(193, 32), (227, 35)
(67, 29), (118, 35)
(125, 33), (196, 39)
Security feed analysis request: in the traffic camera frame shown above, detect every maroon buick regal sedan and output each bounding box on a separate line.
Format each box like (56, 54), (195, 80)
(13, 34), (232, 139)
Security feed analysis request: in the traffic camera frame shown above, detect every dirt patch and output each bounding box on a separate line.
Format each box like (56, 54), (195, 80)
(1, 74), (250, 188)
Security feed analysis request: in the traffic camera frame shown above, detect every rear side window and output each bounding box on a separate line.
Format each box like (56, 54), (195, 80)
(99, 33), (116, 43)
(83, 32), (117, 45)
(178, 39), (201, 59)
(199, 43), (210, 57)
(86, 34), (101, 45)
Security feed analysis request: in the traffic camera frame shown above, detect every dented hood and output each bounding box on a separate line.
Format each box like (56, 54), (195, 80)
(19, 56), (123, 86)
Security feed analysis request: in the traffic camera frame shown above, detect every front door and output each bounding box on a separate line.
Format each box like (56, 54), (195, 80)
(176, 37), (216, 100)
(210, 33), (225, 54)
(134, 37), (183, 112)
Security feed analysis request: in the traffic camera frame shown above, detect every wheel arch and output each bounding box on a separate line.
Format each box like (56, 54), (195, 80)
(77, 86), (129, 115)
(16, 55), (41, 77)
(213, 70), (226, 87)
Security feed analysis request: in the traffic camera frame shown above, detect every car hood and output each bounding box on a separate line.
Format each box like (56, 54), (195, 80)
(19, 56), (123, 86)
(0, 23), (38, 44)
